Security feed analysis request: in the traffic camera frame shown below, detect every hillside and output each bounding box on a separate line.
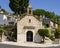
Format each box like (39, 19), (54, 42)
(33, 9), (60, 25)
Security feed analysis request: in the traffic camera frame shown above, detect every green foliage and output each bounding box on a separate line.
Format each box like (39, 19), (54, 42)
(9, 0), (29, 14)
(33, 9), (55, 19)
(4, 24), (14, 28)
(1, 9), (9, 14)
(55, 27), (60, 35)
(8, 31), (13, 37)
(38, 29), (49, 42)
(0, 6), (1, 9)
(33, 9), (60, 25)
(13, 23), (17, 41)
(33, 9), (46, 16)
(4, 24), (17, 42)
(0, 26), (6, 34)
(0, 6), (9, 14)
(50, 34), (55, 41)
(38, 29), (49, 37)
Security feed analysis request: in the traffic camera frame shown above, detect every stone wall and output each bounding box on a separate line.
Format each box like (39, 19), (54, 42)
(17, 16), (43, 43)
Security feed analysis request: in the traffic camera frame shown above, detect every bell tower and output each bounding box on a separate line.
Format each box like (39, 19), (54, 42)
(27, 5), (33, 16)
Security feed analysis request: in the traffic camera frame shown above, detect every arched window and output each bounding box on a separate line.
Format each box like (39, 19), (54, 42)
(29, 19), (31, 23)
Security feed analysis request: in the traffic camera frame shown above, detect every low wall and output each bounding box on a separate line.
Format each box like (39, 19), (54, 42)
(52, 39), (60, 44)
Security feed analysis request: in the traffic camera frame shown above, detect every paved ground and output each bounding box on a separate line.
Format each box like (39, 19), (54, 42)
(0, 42), (60, 48)
(0, 44), (60, 48)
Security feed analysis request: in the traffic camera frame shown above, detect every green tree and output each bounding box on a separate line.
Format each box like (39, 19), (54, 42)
(0, 26), (6, 33)
(13, 23), (17, 41)
(53, 16), (60, 24)
(1, 9), (9, 14)
(33, 9), (55, 19)
(33, 9), (46, 16)
(4, 24), (14, 41)
(56, 27), (60, 35)
(33, 9), (60, 24)
(0, 6), (1, 10)
(9, 0), (29, 15)
(38, 29), (49, 43)
(4, 24), (17, 42)
(50, 34), (55, 41)
(0, 6), (9, 14)
(0, 26), (6, 41)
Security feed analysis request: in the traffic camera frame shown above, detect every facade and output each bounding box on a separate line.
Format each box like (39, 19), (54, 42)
(17, 5), (43, 43)
(50, 21), (58, 28)
(43, 18), (58, 28)
(0, 5), (58, 43)
(0, 13), (7, 25)
(0, 11), (17, 42)
(0, 13), (17, 25)
(0, 8), (17, 25)
(6, 15), (17, 24)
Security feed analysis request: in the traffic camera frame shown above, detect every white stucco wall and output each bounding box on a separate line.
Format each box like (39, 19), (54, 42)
(55, 23), (58, 28)
(0, 14), (8, 25)
(50, 21), (53, 27)
(50, 21), (58, 28)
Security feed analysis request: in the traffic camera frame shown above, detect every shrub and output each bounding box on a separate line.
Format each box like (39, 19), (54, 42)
(38, 29), (49, 43)
(50, 34), (55, 41)
(55, 27), (60, 35)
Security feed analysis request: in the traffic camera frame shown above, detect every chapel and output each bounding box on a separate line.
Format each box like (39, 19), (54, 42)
(17, 5), (43, 43)
(17, 5), (58, 43)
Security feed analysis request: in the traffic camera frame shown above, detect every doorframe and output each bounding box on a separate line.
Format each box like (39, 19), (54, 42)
(25, 29), (35, 42)
(26, 31), (33, 42)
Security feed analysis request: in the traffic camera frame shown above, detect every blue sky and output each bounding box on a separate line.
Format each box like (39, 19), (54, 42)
(0, 0), (60, 15)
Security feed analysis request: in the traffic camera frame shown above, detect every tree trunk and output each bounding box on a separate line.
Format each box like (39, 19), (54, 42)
(43, 36), (45, 43)
(2, 32), (5, 42)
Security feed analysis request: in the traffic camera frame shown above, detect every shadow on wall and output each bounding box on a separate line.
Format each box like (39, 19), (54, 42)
(34, 33), (42, 43)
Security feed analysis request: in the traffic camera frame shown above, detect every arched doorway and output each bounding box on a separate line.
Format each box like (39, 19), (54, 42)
(26, 31), (33, 42)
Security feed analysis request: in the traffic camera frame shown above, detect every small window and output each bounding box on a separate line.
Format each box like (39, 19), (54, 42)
(29, 10), (31, 14)
(7, 17), (11, 20)
(9, 22), (14, 24)
(29, 19), (31, 23)
(46, 24), (49, 27)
